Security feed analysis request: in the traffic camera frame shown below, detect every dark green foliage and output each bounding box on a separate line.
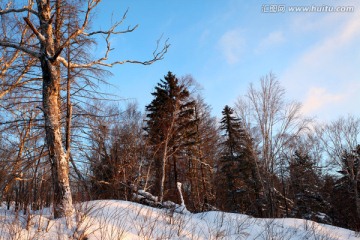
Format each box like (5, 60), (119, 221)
(145, 72), (196, 202)
(289, 150), (330, 223)
(145, 72), (195, 147)
(216, 105), (263, 215)
(220, 106), (243, 157)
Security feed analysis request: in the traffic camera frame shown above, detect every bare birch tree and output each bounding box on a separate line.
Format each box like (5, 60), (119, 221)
(319, 115), (360, 223)
(235, 73), (310, 217)
(239, 73), (308, 173)
(0, 0), (168, 224)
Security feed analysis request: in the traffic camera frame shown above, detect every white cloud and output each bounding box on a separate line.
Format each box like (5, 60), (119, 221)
(218, 28), (245, 64)
(301, 87), (344, 115)
(256, 31), (285, 53)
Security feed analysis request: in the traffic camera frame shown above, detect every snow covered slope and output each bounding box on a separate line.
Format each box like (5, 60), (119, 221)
(0, 200), (358, 239)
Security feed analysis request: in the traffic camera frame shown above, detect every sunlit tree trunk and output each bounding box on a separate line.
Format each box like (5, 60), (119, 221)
(37, 0), (74, 222)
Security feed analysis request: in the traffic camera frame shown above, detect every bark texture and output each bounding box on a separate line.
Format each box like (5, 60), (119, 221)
(37, 0), (74, 220)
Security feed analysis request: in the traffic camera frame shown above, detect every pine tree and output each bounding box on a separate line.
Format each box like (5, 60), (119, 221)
(145, 72), (196, 203)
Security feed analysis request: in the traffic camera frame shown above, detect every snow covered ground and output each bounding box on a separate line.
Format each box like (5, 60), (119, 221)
(0, 200), (358, 239)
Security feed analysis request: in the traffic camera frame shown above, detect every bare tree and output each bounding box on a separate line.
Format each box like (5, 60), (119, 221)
(320, 116), (360, 163)
(0, 0), (168, 225)
(320, 115), (360, 223)
(238, 73), (308, 173)
(85, 102), (145, 200)
(235, 73), (310, 217)
(0, 6), (38, 100)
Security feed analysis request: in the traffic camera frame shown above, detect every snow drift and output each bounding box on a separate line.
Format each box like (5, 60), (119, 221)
(0, 200), (358, 239)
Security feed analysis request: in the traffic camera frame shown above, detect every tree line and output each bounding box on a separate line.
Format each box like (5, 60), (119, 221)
(0, 0), (359, 232)
(1, 69), (360, 231)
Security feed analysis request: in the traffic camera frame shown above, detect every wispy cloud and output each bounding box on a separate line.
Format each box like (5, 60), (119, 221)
(301, 87), (344, 115)
(301, 15), (360, 66)
(218, 28), (245, 64)
(256, 31), (285, 53)
(281, 13), (360, 120)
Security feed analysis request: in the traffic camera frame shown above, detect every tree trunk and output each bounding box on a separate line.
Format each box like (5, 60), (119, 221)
(173, 153), (178, 196)
(251, 162), (266, 217)
(159, 111), (176, 202)
(36, 0), (74, 224)
(159, 144), (168, 202)
(200, 162), (208, 210)
(41, 55), (74, 222)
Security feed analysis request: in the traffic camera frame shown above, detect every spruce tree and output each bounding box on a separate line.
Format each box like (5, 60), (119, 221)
(220, 106), (243, 157)
(145, 72), (196, 202)
(217, 105), (264, 215)
(289, 150), (329, 223)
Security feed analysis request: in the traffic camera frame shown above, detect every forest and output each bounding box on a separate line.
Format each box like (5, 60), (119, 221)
(0, 0), (359, 236)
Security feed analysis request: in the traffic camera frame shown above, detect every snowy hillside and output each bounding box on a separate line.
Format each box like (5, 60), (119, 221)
(0, 200), (358, 240)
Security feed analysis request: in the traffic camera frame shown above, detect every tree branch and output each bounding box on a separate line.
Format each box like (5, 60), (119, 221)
(82, 9), (136, 37)
(82, 25), (138, 36)
(23, 17), (46, 44)
(57, 38), (169, 68)
(0, 41), (39, 57)
(50, 0), (100, 61)
(0, 6), (39, 17)
(52, 7), (137, 62)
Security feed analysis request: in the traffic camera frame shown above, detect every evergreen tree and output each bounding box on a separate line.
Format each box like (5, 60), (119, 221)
(217, 105), (264, 215)
(289, 150), (329, 223)
(145, 72), (196, 202)
(331, 146), (360, 230)
(220, 106), (243, 157)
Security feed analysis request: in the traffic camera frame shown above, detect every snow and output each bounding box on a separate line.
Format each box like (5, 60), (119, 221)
(0, 200), (358, 239)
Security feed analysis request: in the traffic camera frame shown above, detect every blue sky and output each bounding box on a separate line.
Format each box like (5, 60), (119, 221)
(93, 0), (360, 121)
